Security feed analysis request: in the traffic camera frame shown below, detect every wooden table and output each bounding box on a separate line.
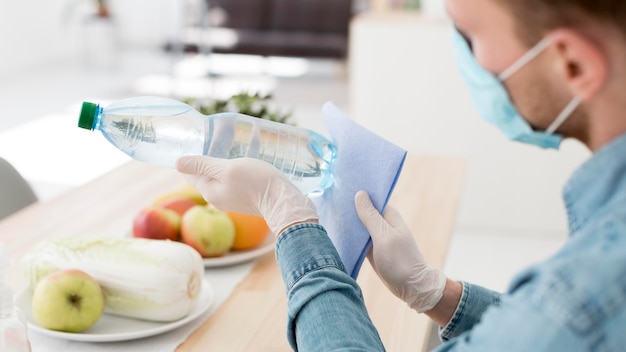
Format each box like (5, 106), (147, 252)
(0, 154), (466, 351)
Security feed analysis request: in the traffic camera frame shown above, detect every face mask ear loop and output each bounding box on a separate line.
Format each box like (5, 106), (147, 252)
(545, 96), (582, 134)
(499, 37), (553, 81)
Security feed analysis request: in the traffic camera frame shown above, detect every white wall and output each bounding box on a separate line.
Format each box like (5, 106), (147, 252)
(0, 1), (81, 77)
(349, 12), (591, 238)
(0, 0), (183, 78)
(108, 0), (184, 49)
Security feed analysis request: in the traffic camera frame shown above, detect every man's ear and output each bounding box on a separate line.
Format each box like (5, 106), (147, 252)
(549, 29), (608, 100)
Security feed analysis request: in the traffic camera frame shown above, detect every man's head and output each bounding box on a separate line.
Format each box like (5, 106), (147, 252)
(499, 1), (626, 46)
(445, 0), (626, 151)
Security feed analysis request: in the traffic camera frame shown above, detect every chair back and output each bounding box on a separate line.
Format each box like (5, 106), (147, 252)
(0, 158), (37, 220)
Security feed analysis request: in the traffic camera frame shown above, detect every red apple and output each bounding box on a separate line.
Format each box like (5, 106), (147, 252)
(181, 205), (235, 257)
(157, 197), (197, 217)
(132, 207), (181, 241)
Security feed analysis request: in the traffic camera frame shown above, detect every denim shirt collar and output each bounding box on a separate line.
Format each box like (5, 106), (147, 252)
(563, 132), (626, 235)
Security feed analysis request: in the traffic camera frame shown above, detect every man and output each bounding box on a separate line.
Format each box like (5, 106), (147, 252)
(177, 0), (626, 350)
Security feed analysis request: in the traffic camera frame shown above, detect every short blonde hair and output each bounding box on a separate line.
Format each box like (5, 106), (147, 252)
(498, 0), (626, 45)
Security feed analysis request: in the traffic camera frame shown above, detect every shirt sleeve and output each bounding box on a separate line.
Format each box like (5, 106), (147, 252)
(433, 263), (607, 351)
(275, 223), (386, 351)
(439, 282), (502, 341)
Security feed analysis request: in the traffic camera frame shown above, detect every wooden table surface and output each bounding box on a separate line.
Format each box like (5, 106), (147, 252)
(0, 154), (466, 352)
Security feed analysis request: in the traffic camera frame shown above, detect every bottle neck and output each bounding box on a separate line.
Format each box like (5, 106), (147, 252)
(93, 106), (104, 131)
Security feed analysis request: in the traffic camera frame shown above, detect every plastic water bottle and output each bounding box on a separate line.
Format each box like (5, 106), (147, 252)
(0, 244), (31, 352)
(78, 96), (337, 195)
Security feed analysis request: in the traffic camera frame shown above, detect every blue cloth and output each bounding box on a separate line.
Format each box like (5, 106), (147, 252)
(275, 131), (626, 351)
(310, 102), (407, 279)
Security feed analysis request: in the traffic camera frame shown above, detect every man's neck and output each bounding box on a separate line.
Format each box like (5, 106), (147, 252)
(585, 90), (626, 152)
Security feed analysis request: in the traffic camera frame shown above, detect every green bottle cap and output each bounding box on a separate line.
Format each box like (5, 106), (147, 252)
(78, 102), (99, 130)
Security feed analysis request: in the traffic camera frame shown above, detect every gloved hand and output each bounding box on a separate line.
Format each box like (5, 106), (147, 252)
(176, 156), (318, 237)
(355, 191), (446, 313)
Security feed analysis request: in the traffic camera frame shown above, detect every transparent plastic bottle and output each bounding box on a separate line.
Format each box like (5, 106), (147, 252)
(78, 96), (337, 195)
(0, 244), (31, 352)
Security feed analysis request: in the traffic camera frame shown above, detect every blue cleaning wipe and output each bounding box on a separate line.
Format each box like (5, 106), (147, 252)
(310, 102), (407, 279)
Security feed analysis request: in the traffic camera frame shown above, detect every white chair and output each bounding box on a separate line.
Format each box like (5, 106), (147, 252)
(0, 157), (37, 220)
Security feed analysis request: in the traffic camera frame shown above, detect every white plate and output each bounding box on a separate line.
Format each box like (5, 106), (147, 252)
(203, 232), (275, 268)
(15, 280), (214, 342)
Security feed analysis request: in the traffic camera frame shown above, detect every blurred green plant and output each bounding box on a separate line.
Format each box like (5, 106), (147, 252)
(404, 0), (421, 10)
(183, 92), (295, 125)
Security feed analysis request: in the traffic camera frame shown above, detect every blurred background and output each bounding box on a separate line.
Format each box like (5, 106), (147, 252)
(0, 0), (590, 292)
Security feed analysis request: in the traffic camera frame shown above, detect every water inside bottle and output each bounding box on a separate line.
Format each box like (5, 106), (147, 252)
(206, 114), (336, 195)
(100, 110), (336, 195)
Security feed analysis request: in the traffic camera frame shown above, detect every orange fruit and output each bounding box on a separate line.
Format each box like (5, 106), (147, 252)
(225, 211), (270, 250)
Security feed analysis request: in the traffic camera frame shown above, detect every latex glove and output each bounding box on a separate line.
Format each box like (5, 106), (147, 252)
(355, 191), (446, 313)
(176, 156), (318, 236)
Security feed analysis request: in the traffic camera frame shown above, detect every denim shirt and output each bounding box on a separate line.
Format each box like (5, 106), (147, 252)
(434, 133), (626, 351)
(276, 223), (385, 351)
(275, 134), (626, 351)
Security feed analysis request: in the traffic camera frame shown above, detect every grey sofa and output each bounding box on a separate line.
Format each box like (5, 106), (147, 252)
(165, 0), (355, 59)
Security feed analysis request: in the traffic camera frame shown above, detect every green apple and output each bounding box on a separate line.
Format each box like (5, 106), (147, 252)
(31, 269), (105, 333)
(181, 205), (235, 257)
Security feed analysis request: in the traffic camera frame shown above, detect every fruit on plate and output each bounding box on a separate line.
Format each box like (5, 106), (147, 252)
(157, 197), (198, 217)
(225, 211), (271, 251)
(21, 237), (205, 322)
(181, 205), (235, 257)
(31, 269), (105, 333)
(152, 184), (207, 207)
(132, 207), (181, 241)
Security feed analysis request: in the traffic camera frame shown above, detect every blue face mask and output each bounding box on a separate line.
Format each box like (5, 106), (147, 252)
(452, 28), (581, 149)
